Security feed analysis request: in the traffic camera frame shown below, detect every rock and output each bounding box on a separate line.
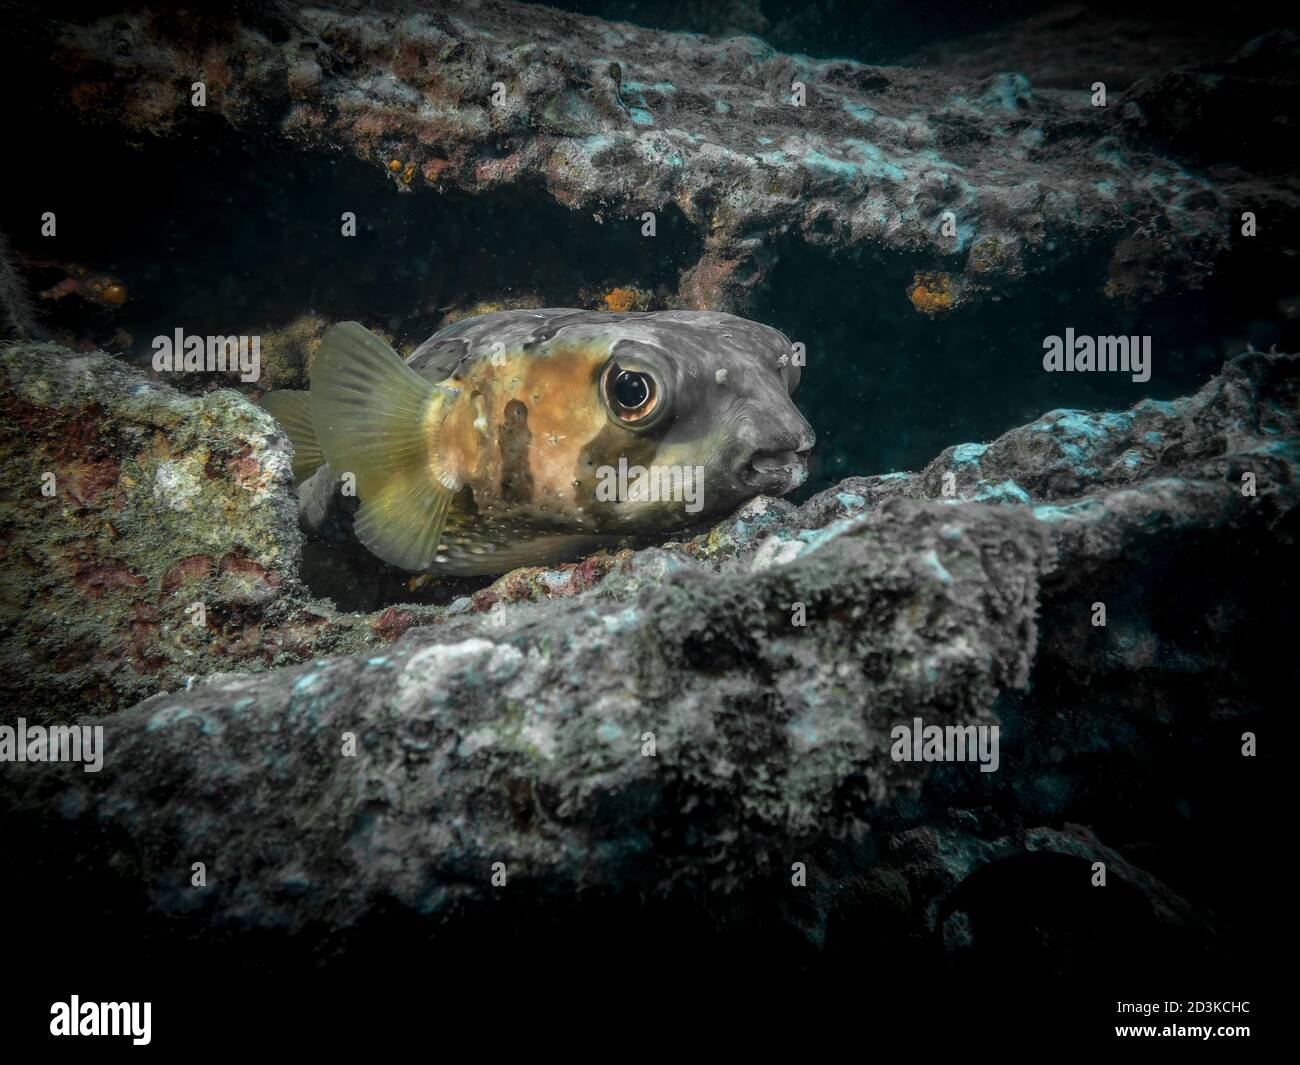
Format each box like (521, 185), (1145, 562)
(0, 342), (445, 722)
(901, 6), (1252, 90)
(0, 230), (39, 340)
(1121, 29), (1298, 170)
(37, 1), (1298, 316)
(245, 313), (330, 392)
(2, 350), (1292, 950)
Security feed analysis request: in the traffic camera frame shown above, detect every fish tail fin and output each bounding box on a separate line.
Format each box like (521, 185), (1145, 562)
(310, 322), (460, 571)
(258, 389), (323, 484)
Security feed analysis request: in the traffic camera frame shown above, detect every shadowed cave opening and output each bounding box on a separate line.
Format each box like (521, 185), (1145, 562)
(0, 122), (704, 362)
(757, 238), (1299, 497)
(4, 110), (1296, 611)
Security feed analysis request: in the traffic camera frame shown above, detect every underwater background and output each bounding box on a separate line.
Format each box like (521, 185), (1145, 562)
(0, 0), (1292, 1047)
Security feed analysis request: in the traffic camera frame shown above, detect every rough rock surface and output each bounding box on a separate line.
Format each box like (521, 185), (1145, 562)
(43, 2), (1299, 313)
(0, 342), (437, 722)
(3, 351), (1292, 945)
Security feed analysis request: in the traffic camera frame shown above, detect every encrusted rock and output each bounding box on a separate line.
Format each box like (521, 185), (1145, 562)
(2, 351), (1292, 945)
(0, 342), (440, 721)
(42, 2), (1297, 314)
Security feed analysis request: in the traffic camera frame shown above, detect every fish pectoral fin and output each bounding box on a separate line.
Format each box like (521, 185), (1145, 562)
(258, 389), (321, 484)
(353, 475), (454, 573)
(310, 321), (460, 571)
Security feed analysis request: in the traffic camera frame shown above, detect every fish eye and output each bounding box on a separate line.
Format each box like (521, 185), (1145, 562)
(614, 370), (650, 409)
(601, 363), (662, 425)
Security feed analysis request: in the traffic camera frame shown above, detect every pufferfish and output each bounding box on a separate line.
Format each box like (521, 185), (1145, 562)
(260, 309), (815, 576)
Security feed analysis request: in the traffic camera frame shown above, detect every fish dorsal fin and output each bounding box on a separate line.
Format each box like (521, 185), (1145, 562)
(310, 322), (461, 571)
(258, 389), (322, 484)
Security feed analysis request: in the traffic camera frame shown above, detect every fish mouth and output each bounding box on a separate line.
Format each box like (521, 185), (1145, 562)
(741, 448), (810, 494)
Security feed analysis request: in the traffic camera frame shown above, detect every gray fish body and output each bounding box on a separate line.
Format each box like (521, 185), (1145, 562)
(280, 309), (815, 575)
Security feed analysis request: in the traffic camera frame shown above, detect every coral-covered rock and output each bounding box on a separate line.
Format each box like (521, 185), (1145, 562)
(2, 351), (1291, 947)
(40, 2), (1298, 316)
(0, 342), (440, 721)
